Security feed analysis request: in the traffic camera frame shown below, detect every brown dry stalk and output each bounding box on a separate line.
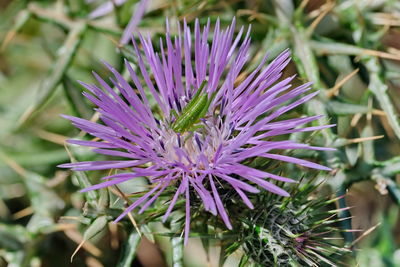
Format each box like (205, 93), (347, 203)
(326, 68), (359, 98)
(65, 229), (102, 262)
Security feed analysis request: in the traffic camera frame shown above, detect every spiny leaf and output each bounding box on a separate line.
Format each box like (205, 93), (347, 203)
(18, 21), (87, 127)
(327, 101), (371, 115)
(117, 230), (141, 267)
(0, 223), (30, 251)
(171, 236), (184, 267)
(311, 40), (400, 61)
(364, 56), (400, 140)
(64, 143), (99, 206)
(1, 9), (31, 51)
(62, 76), (92, 119)
(71, 215), (108, 262)
(83, 215), (108, 241)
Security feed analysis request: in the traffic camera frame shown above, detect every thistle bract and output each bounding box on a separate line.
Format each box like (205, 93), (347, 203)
(59, 18), (334, 244)
(236, 181), (351, 266)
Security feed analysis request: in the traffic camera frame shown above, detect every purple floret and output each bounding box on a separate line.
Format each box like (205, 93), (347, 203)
(59, 18), (334, 244)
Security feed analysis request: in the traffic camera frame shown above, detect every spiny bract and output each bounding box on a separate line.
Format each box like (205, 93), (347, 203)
(236, 181), (351, 267)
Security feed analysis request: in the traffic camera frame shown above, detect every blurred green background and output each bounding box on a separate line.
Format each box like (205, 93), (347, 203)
(1, 0), (400, 266)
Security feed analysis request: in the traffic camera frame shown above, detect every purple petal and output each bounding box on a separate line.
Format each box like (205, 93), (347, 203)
(261, 153), (332, 171)
(114, 183), (162, 223)
(120, 0), (149, 44)
(209, 175), (232, 229)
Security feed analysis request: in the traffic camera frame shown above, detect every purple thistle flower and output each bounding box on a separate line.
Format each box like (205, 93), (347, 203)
(59, 18), (334, 244)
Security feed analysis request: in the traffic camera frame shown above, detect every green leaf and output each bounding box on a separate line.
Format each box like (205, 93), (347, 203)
(18, 22), (87, 127)
(65, 143), (99, 206)
(72, 169), (99, 207)
(171, 236), (184, 267)
(345, 146), (359, 167)
(327, 101), (370, 115)
(0, 224), (29, 251)
(238, 253), (250, 267)
(117, 0), (140, 26)
(364, 57), (400, 140)
(381, 157), (400, 177)
(140, 224), (155, 243)
(9, 149), (70, 166)
(291, 25), (321, 89)
(117, 230), (141, 267)
(170, 216), (184, 267)
(311, 40), (372, 57)
(1, 9), (31, 51)
(23, 171), (64, 232)
(62, 75), (92, 119)
(83, 215), (108, 241)
(361, 124), (375, 163)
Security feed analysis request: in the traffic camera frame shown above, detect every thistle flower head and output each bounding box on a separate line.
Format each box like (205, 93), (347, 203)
(59, 18), (334, 244)
(237, 182), (351, 266)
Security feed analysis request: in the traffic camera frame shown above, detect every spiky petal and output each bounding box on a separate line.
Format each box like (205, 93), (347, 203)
(59, 18), (334, 244)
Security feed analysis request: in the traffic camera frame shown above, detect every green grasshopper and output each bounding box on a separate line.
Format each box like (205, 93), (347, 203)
(171, 80), (217, 133)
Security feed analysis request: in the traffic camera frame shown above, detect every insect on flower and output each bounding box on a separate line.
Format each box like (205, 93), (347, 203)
(59, 18), (335, 244)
